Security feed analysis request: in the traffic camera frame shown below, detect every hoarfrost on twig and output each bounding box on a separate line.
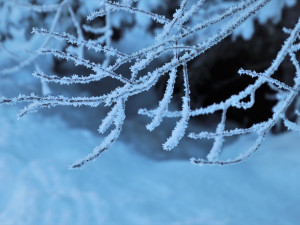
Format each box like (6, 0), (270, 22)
(1, 0), (300, 168)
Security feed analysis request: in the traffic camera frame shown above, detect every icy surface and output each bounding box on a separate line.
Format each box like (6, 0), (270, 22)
(0, 105), (299, 224)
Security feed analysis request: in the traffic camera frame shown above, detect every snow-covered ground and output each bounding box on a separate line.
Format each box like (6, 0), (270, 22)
(0, 103), (299, 225)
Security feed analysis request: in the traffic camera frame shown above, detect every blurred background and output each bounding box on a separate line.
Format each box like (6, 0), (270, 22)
(0, 0), (300, 224)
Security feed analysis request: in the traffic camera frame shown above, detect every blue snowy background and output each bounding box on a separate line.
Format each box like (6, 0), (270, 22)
(0, 0), (299, 224)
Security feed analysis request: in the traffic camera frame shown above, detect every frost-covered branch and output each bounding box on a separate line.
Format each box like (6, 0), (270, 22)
(191, 17), (300, 165)
(0, 0), (70, 75)
(1, 0), (299, 168)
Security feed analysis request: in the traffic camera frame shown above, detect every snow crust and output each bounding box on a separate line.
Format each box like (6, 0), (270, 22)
(0, 104), (299, 224)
